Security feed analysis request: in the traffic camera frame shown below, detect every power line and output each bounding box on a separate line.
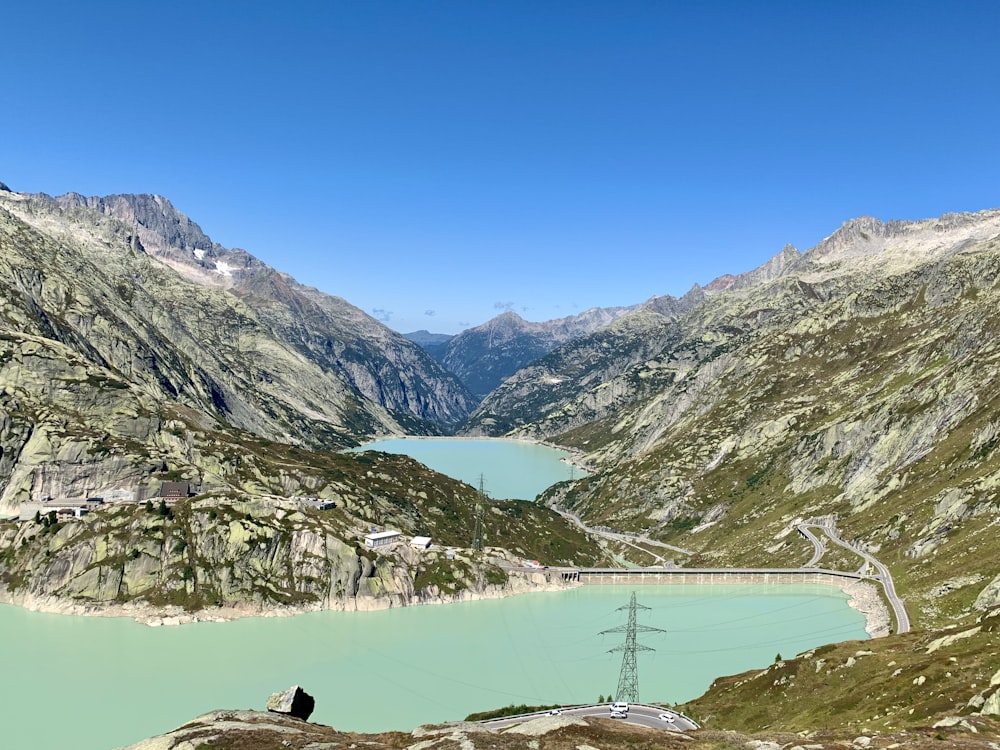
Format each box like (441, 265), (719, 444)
(600, 591), (665, 703)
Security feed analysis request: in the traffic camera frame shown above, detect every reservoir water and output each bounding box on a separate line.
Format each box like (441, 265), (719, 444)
(0, 583), (868, 750)
(354, 437), (583, 499)
(2, 439), (868, 748)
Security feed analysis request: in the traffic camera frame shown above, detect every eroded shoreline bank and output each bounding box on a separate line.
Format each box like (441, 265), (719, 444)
(0, 569), (576, 626)
(0, 569), (890, 639)
(841, 578), (892, 638)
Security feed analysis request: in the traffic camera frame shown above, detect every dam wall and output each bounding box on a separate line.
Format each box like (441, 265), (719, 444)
(560, 568), (863, 586)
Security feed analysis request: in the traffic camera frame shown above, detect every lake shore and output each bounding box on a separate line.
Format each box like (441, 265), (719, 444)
(0, 571), (888, 638)
(0, 568), (577, 626)
(842, 578), (891, 638)
(357, 434), (594, 485)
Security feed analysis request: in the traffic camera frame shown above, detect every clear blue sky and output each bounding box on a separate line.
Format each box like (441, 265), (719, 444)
(4, 1), (999, 334)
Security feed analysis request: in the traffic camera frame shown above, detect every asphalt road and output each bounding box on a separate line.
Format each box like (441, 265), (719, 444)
(550, 503), (694, 557)
(798, 520), (911, 634)
(481, 703), (698, 732)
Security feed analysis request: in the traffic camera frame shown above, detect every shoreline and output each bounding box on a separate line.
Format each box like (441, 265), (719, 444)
(1, 571), (891, 637)
(355, 433), (596, 477)
(0, 570), (577, 626)
(841, 578), (891, 638)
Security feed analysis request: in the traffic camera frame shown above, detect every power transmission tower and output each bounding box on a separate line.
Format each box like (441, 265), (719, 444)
(600, 591), (665, 703)
(472, 475), (486, 552)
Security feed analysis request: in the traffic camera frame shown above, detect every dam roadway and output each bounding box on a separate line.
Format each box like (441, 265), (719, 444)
(507, 563), (909, 635)
(516, 515), (910, 636)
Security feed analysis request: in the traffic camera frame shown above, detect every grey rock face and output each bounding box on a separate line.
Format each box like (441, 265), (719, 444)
(266, 685), (315, 721)
(21, 189), (475, 433)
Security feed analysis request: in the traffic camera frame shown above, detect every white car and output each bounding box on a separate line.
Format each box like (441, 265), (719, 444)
(658, 713), (676, 723)
(610, 710), (627, 719)
(547, 709), (562, 716)
(610, 701), (629, 713)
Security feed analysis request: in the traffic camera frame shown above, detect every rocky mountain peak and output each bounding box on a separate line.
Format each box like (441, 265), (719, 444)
(806, 209), (1000, 273)
(1, 187), (477, 442)
(51, 191), (260, 289)
(491, 310), (526, 327)
(703, 242), (802, 294)
(813, 215), (905, 254)
(0, 181), (11, 193)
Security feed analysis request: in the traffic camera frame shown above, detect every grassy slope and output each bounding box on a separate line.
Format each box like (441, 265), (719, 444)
(680, 608), (1000, 736)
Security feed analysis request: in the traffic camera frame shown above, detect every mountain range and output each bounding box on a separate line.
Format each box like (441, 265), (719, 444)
(2, 180), (1000, 740)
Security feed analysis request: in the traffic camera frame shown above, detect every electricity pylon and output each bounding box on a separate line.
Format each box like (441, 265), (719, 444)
(600, 591), (665, 703)
(472, 475), (486, 552)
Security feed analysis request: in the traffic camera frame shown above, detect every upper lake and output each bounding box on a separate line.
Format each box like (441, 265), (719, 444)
(353, 437), (584, 500)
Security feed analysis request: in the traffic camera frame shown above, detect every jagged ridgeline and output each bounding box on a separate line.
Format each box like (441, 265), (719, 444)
(464, 210), (1000, 629)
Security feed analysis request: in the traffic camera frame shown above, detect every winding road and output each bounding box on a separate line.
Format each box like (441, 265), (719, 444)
(549, 503), (693, 561)
(797, 519), (910, 634)
(481, 703), (698, 733)
(548, 502), (909, 635)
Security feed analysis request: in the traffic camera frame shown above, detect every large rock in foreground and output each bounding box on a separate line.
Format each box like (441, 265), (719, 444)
(266, 685), (315, 721)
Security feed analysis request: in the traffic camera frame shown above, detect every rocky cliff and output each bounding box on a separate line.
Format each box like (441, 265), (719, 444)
(9, 187), (475, 436)
(0, 483), (601, 620)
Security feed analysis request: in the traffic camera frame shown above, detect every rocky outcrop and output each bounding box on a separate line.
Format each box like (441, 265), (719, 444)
(974, 574), (1000, 611)
(0, 488), (593, 623)
(681, 608), (1000, 736)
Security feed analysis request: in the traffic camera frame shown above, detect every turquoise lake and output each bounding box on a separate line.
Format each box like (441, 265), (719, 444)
(1, 439), (869, 748)
(0, 583), (868, 750)
(353, 437), (584, 500)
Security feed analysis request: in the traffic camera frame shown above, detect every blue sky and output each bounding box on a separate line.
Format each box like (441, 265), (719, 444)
(4, 1), (999, 334)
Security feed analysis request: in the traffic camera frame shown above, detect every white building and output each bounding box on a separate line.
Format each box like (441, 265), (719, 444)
(364, 530), (402, 548)
(410, 536), (432, 550)
(19, 500), (90, 522)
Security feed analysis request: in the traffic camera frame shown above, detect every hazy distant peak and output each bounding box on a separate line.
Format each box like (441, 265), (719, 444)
(403, 330), (454, 346)
(492, 310), (525, 324)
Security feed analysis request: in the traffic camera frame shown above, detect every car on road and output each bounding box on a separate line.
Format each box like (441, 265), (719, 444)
(547, 709), (562, 716)
(610, 701), (629, 713)
(658, 713), (676, 723)
(610, 710), (627, 719)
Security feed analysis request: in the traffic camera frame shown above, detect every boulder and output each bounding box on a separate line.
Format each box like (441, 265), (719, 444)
(982, 690), (1000, 716)
(974, 574), (1000, 610)
(266, 685), (315, 721)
